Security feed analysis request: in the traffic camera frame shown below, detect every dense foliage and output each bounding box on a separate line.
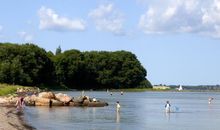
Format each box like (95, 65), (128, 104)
(0, 43), (55, 86)
(0, 43), (152, 89)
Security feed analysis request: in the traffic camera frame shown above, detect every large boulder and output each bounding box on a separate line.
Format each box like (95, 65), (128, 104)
(51, 99), (63, 106)
(0, 97), (8, 104)
(0, 96), (20, 107)
(82, 99), (90, 106)
(6, 96), (18, 104)
(69, 102), (76, 106)
(24, 95), (37, 106)
(55, 93), (72, 103)
(38, 92), (55, 99)
(34, 97), (64, 106)
(35, 97), (51, 106)
(88, 102), (108, 107)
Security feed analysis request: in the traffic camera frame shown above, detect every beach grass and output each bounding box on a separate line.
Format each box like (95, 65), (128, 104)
(0, 84), (21, 96)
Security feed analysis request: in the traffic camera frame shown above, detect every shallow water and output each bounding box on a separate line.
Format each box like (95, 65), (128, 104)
(24, 91), (220, 130)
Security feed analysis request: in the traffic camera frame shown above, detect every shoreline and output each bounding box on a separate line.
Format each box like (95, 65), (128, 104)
(0, 106), (35, 130)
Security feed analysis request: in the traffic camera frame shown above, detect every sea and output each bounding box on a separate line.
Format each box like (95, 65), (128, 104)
(24, 91), (220, 130)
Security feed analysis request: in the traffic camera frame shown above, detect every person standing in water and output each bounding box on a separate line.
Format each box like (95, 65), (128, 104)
(165, 101), (171, 113)
(208, 97), (214, 104)
(116, 101), (120, 112)
(15, 97), (25, 110)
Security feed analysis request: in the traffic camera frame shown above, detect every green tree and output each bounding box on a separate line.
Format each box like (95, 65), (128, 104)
(55, 45), (62, 55)
(54, 49), (83, 88)
(0, 42), (152, 89)
(53, 50), (152, 89)
(0, 43), (55, 86)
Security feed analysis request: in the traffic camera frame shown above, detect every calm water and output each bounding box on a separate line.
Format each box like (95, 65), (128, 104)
(24, 91), (220, 130)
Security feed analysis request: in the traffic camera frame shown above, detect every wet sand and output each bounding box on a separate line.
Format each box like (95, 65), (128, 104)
(0, 106), (35, 130)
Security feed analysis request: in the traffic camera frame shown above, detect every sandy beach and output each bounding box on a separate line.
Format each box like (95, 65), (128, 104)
(0, 106), (35, 130)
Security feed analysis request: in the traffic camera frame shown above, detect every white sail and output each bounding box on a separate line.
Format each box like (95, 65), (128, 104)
(178, 85), (183, 91)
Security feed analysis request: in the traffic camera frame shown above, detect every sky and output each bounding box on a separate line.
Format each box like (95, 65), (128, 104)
(0, 0), (220, 85)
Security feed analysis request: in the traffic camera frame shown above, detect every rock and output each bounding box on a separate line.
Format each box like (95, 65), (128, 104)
(55, 93), (72, 103)
(25, 95), (64, 106)
(24, 95), (37, 106)
(7, 96), (18, 104)
(82, 99), (90, 106)
(71, 99), (83, 106)
(0, 96), (20, 107)
(35, 97), (51, 106)
(88, 102), (109, 107)
(0, 91), (108, 107)
(69, 102), (76, 106)
(0, 97), (8, 104)
(38, 92), (55, 99)
(51, 99), (63, 106)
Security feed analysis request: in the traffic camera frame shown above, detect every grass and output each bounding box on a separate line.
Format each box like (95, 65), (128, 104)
(38, 84), (70, 91)
(0, 84), (18, 96)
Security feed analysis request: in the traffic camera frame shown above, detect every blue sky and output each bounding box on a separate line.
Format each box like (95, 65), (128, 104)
(0, 0), (220, 85)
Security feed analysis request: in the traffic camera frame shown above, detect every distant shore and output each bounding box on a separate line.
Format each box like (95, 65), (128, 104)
(107, 88), (220, 92)
(0, 106), (35, 130)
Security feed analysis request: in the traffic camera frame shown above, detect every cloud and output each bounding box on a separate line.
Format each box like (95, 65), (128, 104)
(18, 31), (33, 42)
(138, 0), (220, 38)
(88, 3), (125, 35)
(201, 0), (220, 38)
(38, 6), (86, 32)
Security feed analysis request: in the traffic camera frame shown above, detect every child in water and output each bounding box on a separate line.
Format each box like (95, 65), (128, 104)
(208, 97), (214, 104)
(116, 101), (120, 112)
(165, 101), (171, 113)
(15, 97), (25, 110)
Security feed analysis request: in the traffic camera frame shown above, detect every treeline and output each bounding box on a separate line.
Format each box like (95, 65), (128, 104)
(170, 85), (220, 90)
(0, 43), (152, 89)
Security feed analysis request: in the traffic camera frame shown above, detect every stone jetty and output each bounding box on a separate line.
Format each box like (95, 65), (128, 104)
(0, 91), (108, 107)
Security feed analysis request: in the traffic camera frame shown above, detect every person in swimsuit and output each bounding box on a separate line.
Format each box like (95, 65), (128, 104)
(116, 101), (120, 112)
(208, 97), (214, 104)
(165, 101), (171, 113)
(15, 97), (25, 110)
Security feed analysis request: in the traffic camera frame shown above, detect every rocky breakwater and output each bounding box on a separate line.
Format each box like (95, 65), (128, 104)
(0, 92), (108, 107)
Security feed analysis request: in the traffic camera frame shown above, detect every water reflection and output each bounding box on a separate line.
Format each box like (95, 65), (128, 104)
(92, 107), (96, 119)
(165, 112), (170, 121)
(116, 111), (120, 123)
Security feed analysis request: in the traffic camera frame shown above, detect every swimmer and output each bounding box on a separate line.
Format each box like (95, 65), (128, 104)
(120, 91), (123, 95)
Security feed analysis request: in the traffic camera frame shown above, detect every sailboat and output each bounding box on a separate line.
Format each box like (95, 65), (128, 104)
(178, 85), (183, 91)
